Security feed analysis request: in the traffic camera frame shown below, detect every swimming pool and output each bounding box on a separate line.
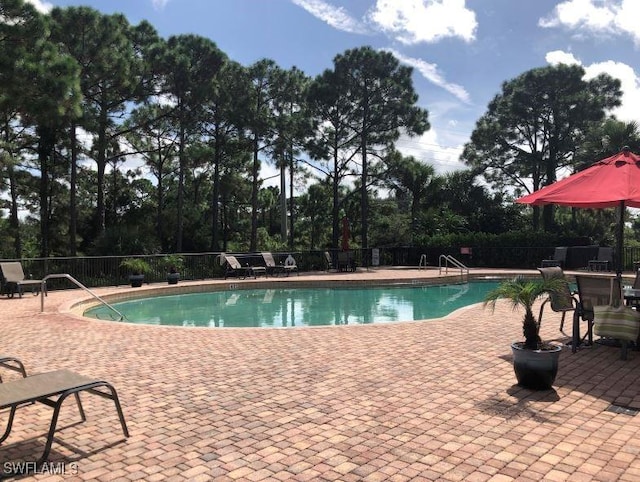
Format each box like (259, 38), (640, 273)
(84, 281), (500, 328)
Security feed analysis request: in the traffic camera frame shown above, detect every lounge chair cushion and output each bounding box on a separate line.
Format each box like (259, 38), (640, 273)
(593, 305), (640, 342)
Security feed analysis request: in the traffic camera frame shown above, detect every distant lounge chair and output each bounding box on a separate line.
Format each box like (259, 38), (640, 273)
(283, 255), (299, 276)
(0, 369), (129, 464)
(537, 267), (577, 334)
(324, 251), (334, 271)
(541, 247), (567, 268)
(588, 247), (613, 271)
(0, 262), (45, 298)
(261, 252), (284, 277)
(337, 251), (356, 272)
(224, 255), (255, 279)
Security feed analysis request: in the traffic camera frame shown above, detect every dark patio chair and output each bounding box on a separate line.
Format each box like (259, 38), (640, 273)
(572, 274), (622, 353)
(262, 252), (284, 277)
(541, 247), (568, 268)
(537, 266), (577, 334)
(588, 247), (614, 271)
(324, 251), (334, 271)
(223, 255), (255, 279)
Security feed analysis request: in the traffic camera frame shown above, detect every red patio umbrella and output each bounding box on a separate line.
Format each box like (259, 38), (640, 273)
(517, 147), (640, 275)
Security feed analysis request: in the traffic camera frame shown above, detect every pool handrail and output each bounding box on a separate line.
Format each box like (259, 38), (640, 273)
(438, 255), (469, 280)
(40, 273), (126, 321)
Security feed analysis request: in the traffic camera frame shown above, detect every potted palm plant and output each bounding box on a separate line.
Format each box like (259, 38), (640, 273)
(484, 276), (567, 390)
(162, 254), (184, 285)
(120, 258), (150, 288)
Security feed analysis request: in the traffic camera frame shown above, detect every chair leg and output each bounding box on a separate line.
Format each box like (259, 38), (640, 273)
(0, 406), (17, 444)
(572, 311), (580, 353)
(621, 340), (629, 360)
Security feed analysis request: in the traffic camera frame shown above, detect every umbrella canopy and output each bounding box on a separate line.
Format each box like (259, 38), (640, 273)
(517, 148), (640, 275)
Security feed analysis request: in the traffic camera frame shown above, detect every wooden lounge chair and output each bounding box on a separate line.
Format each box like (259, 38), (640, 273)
(223, 255), (255, 279)
(0, 355), (27, 382)
(0, 369), (129, 464)
(537, 267), (577, 334)
(0, 262), (45, 298)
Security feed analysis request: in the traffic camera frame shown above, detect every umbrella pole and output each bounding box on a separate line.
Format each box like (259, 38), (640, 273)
(617, 201), (624, 278)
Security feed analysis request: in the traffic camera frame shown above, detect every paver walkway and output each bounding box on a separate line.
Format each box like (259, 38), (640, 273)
(1, 268), (640, 481)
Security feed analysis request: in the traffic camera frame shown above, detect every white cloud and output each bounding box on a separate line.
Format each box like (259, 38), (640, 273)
(291, 0), (370, 34)
(395, 129), (465, 174)
(368, 0), (477, 44)
(23, 0), (52, 13)
(540, 0), (640, 45)
(545, 50), (640, 125)
(545, 50), (581, 66)
(384, 48), (471, 103)
(584, 60), (640, 124)
(151, 0), (170, 10)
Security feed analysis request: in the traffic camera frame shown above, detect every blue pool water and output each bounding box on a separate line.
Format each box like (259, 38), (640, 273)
(84, 281), (500, 328)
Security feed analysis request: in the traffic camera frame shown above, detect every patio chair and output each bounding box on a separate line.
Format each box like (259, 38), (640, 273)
(0, 355), (27, 382)
(283, 255), (299, 276)
(540, 247), (568, 268)
(537, 267), (577, 334)
(0, 262), (45, 298)
(337, 251), (356, 272)
(0, 369), (129, 465)
(223, 255), (255, 279)
(324, 251), (335, 271)
(261, 252), (284, 277)
(588, 247), (613, 271)
(572, 274), (622, 353)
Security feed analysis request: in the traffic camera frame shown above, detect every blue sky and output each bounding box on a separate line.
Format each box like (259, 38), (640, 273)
(27, 0), (640, 177)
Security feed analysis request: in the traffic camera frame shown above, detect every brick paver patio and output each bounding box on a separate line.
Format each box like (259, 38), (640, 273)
(1, 268), (640, 481)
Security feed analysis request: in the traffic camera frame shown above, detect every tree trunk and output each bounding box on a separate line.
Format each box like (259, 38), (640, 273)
(69, 124), (78, 256)
(250, 135), (259, 252)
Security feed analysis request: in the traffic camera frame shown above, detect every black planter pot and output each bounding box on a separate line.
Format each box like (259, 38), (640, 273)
(167, 272), (180, 285)
(511, 342), (562, 390)
(129, 274), (144, 288)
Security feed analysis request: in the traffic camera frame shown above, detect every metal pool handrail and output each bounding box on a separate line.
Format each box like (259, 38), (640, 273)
(40, 273), (126, 321)
(438, 255), (469, 280)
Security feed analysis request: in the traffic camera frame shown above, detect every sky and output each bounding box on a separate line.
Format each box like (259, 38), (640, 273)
(25, 0), (640, 180)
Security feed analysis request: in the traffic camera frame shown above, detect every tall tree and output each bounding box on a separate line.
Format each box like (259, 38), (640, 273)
(49, 7), (160, 249)
(384, 151), (438, 239)
(125, 104), (178, 251)
(307, 67), (361, 249)
(154, 34), (225, 251)
(245, 59), (281, 251)
(0, 0), (80, 257)
(270, 66), (311, 247)
(201, 60), (250, 251)
(461, 64), (622, 231)
(331, 47), (429, 249)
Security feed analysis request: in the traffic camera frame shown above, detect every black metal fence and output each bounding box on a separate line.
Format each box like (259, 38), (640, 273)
(5, 245), (640, 291)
